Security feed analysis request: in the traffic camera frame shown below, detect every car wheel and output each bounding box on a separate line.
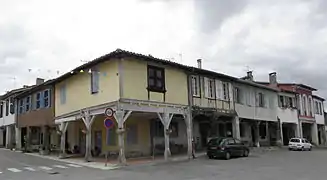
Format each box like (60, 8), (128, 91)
(301, 146), (305, 151)
(309, 146), (312, 151)
(243, 150), (249, 157)
(208, 155), (213, 159)
(288, 148), (292, 151)
(225, 152), (231, 160)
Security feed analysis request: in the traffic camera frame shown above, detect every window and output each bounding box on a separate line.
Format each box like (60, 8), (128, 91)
(303, 96), (307, 115)
(234, 87), (242, 104)
(288, 97), (294, 108)
(9, 97), (14, 114)
(60, 85), (66, 104)
(204, 78), (215, 98)
(127, 124), (138, 145)
(19, 99), (24, 114)
(279, 95), (284, 107)
(258, 93), (265, 107)
(36, 92), (41, 109)
(319, 102), (323, 115)
(90, 69), (99, 94)
(147, 65), (165, 92)
(308, 98), (312, 116)
(0, 102), (3, 118)
(25, 96), (31, 112)
(106, 127), (117, 146)
(222, 82), (229, 100)
(234, 139), (242, 145)
(43, 90), (50, 107)
(226, 139), (235, 145)
(191, 76), (200, 97)
(5, 99), (9, 116)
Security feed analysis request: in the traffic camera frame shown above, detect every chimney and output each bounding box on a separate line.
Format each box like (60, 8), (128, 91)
(197, 59), (202, 69)
(246, 71), (253, 81)
(269, 72), (277, 86)
(36, 78), (45, 85)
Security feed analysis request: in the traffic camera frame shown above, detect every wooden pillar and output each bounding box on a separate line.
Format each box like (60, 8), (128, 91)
(157, 110), (173, 161)
(114, 109), (132, 165)
(232, 116), (241, 139)
(183, 108), (192, 159)
(81, 110), (96, 162)
(59, 122), (68, 158)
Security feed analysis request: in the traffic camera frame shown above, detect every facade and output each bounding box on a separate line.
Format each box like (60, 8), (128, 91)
(190, 59), (238, 150)
(15, 78), (58, 152)
(235, 71), (279, 147)
(0, 86), (32, 148)
(53, 49), (192, 163)
(277, 83), (319, 144)
(312, 95), (326, 145)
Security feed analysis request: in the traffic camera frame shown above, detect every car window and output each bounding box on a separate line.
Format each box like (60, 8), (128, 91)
(208, 138), (224, 146)
(303, 139), (308, 143)
(227, 139), (235, 145)
(290, 138), (300, 143)
(234, 139), (242, 145)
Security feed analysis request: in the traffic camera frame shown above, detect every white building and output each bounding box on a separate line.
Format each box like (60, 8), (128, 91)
(235, 71), (279, 147)
(312, 95), (326, 145)
(0, 87), (31, 148)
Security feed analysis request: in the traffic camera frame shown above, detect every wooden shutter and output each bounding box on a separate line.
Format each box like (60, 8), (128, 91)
(215, 80), (222, 100)
(204, 77), (209, 98)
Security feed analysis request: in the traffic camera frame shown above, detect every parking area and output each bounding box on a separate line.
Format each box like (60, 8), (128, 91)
(110, 148), (327, 180)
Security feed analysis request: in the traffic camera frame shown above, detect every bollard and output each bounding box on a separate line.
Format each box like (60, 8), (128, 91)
(105, 151), (108, 167)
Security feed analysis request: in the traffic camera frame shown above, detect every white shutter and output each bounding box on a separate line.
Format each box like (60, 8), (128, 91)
(215, 80), (222, 100)
(204, 77), (209, 98)
(228, 83), (233, 101)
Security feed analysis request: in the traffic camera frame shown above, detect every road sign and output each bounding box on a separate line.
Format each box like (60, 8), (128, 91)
(104, 118), (114, 129)
(105, 108), (114, 118)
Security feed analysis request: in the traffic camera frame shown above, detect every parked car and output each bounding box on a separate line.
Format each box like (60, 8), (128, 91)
(288, 138), (312, 151)
(206, 137), (250, 160)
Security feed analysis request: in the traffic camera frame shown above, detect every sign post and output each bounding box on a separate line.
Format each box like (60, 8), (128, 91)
(104, 108), (115, 167)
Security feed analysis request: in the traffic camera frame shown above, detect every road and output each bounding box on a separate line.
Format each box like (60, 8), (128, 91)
(1, 148), (327, 180)
(0, 149), (110, 180)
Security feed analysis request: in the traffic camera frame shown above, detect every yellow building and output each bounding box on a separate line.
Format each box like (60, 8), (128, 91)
(53, 49), (192, 163)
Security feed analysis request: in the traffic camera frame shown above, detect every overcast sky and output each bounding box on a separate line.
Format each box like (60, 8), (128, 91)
(1, 0), (327, 100)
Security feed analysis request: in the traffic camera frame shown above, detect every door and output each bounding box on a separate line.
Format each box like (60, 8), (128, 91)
(225, 138), (237, 156)
(94, 131), (102, 156)
(234, 139), (244, 156)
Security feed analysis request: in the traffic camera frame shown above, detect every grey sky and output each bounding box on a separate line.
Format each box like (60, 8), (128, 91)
(1, 0), (327, 100)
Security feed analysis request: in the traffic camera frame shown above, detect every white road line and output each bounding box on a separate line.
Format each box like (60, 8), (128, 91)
(39, 166), (53, 171)
(24, 167), (36, 171)
(53, 165), (68, 169)
(66, 164), (82, 167)
(7, 168), (22, 172)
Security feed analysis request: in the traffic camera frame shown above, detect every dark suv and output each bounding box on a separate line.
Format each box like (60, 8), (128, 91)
(206, 137), (249, 160)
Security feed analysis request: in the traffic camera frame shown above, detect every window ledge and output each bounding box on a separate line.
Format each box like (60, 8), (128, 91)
(147, 87), (166, 93)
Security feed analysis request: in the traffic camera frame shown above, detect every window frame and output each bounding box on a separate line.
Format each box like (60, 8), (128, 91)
(19, 99), (24, 114)
(25, 96), (31, 112)
(191, 75), (200, 97)
(5, 99), (9, 116)
(43, 89), (50, 108)
(234, 87), (242, 104)
(222, 82), (229, 101)
(207, 79), (215, 99)
(147, 65), (166, 93)
(258, 92), (265, 107)
(0, 102), (3, 118)
(90, 68), (100, 94)
(60, 85), (66, 105)
(36, 92), (41, 109)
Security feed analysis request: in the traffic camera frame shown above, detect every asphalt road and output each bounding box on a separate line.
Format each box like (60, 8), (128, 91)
(0, 149), (110, 180)
(1, 148), (327, 180)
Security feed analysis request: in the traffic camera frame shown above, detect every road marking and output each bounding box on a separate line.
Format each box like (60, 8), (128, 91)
(7, 168), (22, 172)
(24, 167), (36, 171)
(53, 165), (68, 169)
(67, 164), (82, 167)
(39, 166), (53, 170)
